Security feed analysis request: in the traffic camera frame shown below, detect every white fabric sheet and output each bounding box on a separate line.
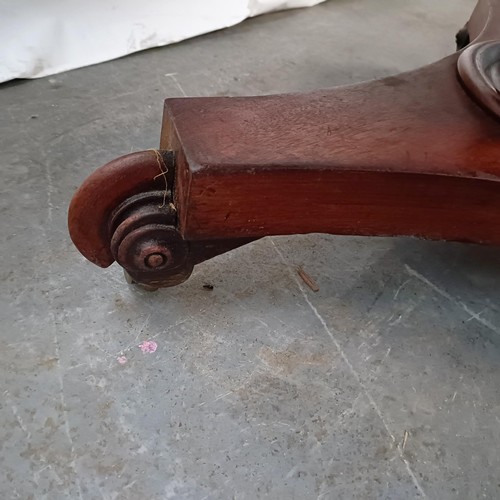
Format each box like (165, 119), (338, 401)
(0, 0), (324, 83)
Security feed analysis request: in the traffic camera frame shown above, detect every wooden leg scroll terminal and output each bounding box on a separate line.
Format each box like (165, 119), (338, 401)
(68, 0), (500, 289)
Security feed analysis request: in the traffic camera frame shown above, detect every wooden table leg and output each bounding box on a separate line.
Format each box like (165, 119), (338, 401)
(69, 0), (500, 289)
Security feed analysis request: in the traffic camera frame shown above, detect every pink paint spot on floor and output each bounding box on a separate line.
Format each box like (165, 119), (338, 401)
(117, 356), (128, 364)
(138, 340), (158, 353)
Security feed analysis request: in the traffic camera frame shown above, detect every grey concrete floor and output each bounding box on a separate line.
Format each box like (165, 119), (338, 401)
(1, 0), (500, 498)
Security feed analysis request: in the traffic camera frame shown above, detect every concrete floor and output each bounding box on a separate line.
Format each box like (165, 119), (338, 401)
(2, 0), (500, 498)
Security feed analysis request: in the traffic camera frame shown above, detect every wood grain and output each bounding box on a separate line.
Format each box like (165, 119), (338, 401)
(161, 44), (500, 244)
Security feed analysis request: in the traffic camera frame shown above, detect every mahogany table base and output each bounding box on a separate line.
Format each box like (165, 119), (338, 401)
(68, 0), (500, 289)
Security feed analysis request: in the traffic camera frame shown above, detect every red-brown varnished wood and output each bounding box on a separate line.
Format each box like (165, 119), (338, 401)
(467, 0), (500, 42)
(169, 169), (500, 245)
(68, 151), (166, 267)
(68, 0), (500, 287)
(161, 52), (500, 243)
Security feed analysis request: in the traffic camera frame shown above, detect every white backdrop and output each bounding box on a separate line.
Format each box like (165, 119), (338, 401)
(0, 0), (324, 83)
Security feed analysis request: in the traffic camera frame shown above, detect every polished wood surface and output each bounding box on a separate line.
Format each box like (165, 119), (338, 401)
(161, 54), (500, 243)
(69, 0), (500, 287)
